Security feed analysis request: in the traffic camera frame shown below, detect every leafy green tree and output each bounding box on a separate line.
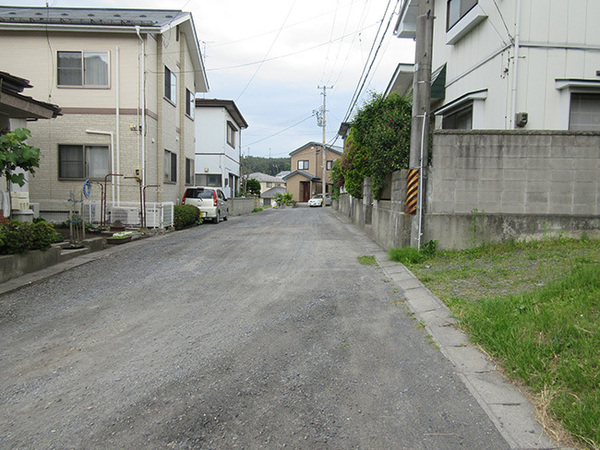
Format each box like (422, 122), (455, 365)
(340, 92), (411, 199)
(0, 128), (41, 219)
(246, 178), (261, 197)
(329, 159), (344, 197)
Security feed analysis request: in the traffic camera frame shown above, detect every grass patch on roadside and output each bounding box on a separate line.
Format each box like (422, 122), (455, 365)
(400, 237), (600, 448)
(357, 255), (378, 266)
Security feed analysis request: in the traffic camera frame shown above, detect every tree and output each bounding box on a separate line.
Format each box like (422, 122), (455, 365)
(339, 92), (411, 199)
(0, 128), (40, 219)
(246, 178), (261, 197)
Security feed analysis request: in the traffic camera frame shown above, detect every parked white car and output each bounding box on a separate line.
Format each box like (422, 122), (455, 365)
(308, 193), (332, 207)
(182, 187), (229, 223)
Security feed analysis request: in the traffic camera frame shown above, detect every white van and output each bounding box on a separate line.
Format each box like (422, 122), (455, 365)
(182, 187), (229, 223)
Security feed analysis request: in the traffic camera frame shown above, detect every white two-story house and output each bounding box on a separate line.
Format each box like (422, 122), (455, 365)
(194, 99), (248, 198)
(389, 0), (600, 131)
(0, 6), (209, 225)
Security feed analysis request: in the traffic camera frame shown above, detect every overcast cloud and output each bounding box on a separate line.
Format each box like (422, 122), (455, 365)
(8, 0), (415, 158)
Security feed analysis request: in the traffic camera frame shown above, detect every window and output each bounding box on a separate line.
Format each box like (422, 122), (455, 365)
(57, 51), (109, 87)
(207, 174), (221, 187)
(442, 104), (473, 129)
(326, 160), (333, 170)
(447, 0), (478, 30)
(298, 160), (309, 170)
(266, 182), (272, 188)
(227, 121), (237, 148)
(569, 93), (600, 131)
(164, 150), (177, 183)
(164, 66), (177, 104)
(186, 89), (195, 119)
(58, 145), (109, 179)
(185, 158), (194, 185)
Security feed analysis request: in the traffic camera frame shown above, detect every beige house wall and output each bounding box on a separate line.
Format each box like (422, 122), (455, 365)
(288, 143), (342, 201)
(0, 20), (203, 215)
(285, 173), (303, 202)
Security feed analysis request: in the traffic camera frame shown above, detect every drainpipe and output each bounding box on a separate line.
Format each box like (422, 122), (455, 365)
(115, 45), (121, 205)
(417, 112), (427, 251)
(135, 26), (146, 186)
(511, 0), (522, 129)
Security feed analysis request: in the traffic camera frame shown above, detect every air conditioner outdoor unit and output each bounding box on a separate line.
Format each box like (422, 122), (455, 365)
(110, 207), (139, 225)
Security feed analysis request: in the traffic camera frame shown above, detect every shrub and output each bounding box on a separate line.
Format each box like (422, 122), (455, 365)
(30, 221), (61, 250)
(275, 192), (294, 207)
(0, 220), (60, 255)
(174, 205), (201, 230)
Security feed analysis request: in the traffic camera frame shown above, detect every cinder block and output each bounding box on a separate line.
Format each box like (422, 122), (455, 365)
(549, 191), (573, 205)
(526, 202), (549, 214)
(503, 169), (527, 181)
(526, 192), (549, 203)
(550, 170), (575, 183)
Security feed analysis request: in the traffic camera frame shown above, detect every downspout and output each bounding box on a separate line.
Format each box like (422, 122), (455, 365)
(417, 112), (427, 251)
(135, 26), (146, 186)
(510, 0), (522, 129)
(115, 45), (120, 205)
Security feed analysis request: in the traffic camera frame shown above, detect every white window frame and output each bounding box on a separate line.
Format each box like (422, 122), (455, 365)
(164, 150), (177, 183)
(57, 51), (109, 87)
(445, 1), (487, 45)
(227, 121), (237, 148)
(186, 89), (195, 119)
(556, 79), (600, 130)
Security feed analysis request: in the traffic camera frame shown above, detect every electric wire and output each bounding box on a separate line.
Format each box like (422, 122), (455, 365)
(244, 112), (317, 147)
(236, 1), (297, 101)
(206, 22), (378, 72)
(342, 0), (399, 123)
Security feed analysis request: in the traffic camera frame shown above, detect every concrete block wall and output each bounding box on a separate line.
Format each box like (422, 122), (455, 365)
(429, 130), (600, 216)
(335, 131), (600, 250)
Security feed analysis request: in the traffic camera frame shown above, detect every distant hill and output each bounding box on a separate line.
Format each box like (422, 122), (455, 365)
(242, 156), (290, 177)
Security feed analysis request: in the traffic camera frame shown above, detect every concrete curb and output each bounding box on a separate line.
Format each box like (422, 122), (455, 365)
(375, 252), (560, 449)
(0, 235), (153, 297)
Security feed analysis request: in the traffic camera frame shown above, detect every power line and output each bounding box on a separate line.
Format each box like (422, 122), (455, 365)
(244, 112), (317, 147)
(236, 1), (297, 101)
(207, 22), (378, 72)
(342, 0), (399, 123)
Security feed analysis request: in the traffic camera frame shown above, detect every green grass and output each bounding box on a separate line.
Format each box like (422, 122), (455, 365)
(357, 255), (378, 266)
(400, 237), (600, 449)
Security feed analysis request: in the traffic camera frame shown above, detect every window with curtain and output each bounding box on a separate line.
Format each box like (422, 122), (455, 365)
(58, 145), (109, 179)
(57, 51), (109, 87)
(164, 150), (177, 183)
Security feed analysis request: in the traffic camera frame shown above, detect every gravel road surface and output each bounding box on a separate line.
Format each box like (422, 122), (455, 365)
(0, 207), (511, 449)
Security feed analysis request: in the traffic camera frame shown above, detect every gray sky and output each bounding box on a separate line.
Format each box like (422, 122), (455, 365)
(8, 0), (415, 158)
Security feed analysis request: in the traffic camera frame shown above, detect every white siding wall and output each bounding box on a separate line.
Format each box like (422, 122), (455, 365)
(432, 0), (600, 130)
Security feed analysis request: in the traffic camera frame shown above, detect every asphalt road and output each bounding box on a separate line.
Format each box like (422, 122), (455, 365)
(0, 207), (511, 449)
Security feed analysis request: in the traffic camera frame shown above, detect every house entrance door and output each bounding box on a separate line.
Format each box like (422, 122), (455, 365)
(300, 181), (310, 202)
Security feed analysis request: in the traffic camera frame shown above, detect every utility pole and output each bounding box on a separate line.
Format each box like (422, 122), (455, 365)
(318, 85), (333, 207)
(408, 0), (434, 248)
